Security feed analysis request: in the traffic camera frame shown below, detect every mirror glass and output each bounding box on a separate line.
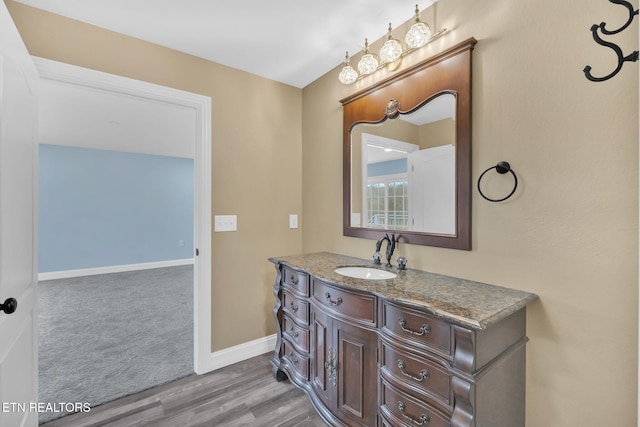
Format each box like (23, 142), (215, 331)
(350, 94), (456, 235)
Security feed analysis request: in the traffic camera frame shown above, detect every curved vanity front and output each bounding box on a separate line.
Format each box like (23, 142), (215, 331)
(269, 252), (538, 427)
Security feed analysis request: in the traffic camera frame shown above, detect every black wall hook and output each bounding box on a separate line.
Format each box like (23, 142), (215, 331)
(584, 0), (639, 82)
(477, 161), (518, 202)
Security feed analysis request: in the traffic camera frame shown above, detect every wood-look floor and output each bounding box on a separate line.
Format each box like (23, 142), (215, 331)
(41, 352), (327, 427)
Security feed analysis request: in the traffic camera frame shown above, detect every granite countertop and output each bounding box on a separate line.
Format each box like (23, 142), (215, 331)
(268, 252), (538, 330)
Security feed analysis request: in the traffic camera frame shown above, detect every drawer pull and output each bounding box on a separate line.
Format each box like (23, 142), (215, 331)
(288, 352), (299, 365)
(289, 301), (299, 312)
(290, 275), (299, 285)
(289, 326), (299, 338)
(399, 318), (431, 336)
(397, 360), (429, 382)
(398, 401), (430, 425)
(325, 292), (343, 306)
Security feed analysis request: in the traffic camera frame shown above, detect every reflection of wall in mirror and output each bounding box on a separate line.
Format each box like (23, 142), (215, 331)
(418, 118), (455, 149)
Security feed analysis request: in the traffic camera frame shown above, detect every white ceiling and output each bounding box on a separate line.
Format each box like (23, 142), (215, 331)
(21, 0), (439, 158)
(16, 0), (437, 89)
(401, 93), (455, 126)
(39, 78), (197, 158)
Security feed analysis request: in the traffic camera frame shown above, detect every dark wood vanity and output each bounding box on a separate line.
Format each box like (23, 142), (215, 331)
(270, 253), (538, 427)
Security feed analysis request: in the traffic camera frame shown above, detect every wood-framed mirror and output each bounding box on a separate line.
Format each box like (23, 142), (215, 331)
(341, 38), (476, 250)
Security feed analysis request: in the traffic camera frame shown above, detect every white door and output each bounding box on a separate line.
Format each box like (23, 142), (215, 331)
(407, 144), (456, 235)
(0, 3), (39, 427)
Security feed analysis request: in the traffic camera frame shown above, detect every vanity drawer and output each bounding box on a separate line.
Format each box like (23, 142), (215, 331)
(283, 266), (309, 297)
(283, 314), (310, 353)
(312, 278), (376, 325)
(380, 340), (452, 409)
(380, 378), (451, 427)
(282, 290), (310, 326)
(283, 339), (310, 382)
(381, 301), (452, 358)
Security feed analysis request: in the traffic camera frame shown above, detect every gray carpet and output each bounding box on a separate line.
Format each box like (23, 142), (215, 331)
(38, 265), (194, 423)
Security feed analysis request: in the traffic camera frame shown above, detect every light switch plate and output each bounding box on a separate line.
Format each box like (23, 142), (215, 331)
(215, 215), (237, 232)
(289, 214), (298, 229)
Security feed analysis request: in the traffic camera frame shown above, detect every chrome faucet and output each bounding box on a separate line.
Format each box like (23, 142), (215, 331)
(374, 233), (396, 267)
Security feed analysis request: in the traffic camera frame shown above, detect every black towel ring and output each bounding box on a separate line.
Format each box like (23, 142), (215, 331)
(477, 161), (518, 202)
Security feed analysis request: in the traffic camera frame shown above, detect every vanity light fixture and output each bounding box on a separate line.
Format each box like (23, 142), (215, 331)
(339, 4), (445, 84)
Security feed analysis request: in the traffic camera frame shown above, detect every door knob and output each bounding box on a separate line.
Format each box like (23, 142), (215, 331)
(0, 298), (17, 314)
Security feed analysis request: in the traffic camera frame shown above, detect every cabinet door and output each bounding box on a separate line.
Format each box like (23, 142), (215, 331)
(336, 319), (378, 427)
(311, 307), (333, 409)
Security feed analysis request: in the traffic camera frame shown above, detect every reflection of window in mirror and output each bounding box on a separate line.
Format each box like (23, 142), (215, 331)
(360, 134), (417, 231)
(366, 179), (409, 230)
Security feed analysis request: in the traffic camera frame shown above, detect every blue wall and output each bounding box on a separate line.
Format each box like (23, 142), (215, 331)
(39, 144), (194, 273)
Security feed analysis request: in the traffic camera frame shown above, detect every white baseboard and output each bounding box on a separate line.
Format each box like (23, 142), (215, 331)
(38, 258), (195, 281)
(195, 334), (277, 375)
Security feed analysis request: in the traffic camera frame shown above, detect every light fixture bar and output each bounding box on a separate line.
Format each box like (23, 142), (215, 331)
(347, 28), (446, 84)
(339, 3), (446, 85)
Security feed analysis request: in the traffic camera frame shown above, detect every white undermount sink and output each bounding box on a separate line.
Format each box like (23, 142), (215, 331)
(334, 266), (397, 280)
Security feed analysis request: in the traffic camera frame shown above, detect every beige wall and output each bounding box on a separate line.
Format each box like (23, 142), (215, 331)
(6, 0), (303, 351)
(303, 0), (638, 425)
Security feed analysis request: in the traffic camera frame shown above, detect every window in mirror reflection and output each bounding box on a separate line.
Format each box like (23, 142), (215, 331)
(366, 179), (408, 230)
(350, 93), (457, 235)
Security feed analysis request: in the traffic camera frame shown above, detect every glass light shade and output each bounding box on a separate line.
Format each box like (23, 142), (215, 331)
(380, 38), (403, 63)
(357, 39), (379, 75)
(358, 54), (379, 75)
(405, 21), (432, 48)
(339, 65), (358, 84)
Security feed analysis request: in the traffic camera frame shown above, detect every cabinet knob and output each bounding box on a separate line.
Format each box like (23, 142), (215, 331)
(288, 352), (299, 365)
(289, 326), (299, 338)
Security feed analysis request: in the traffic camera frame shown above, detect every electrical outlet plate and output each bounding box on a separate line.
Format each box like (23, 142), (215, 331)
(289, 214), (298, 229)
(215, 215), (237, 232)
